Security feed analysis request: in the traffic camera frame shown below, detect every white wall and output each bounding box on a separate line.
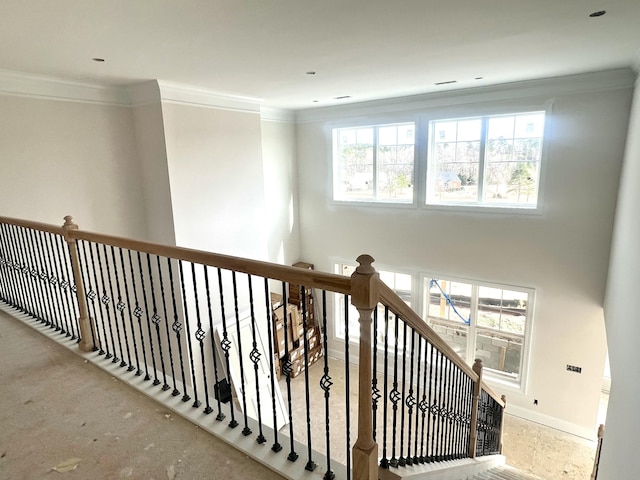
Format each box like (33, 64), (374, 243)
(599, 79), (640, 478)
(294, 72), (633, 437)
(0, 93), (147, 238)
(161, 102), (268, 260)
(260, 118), (301, 265)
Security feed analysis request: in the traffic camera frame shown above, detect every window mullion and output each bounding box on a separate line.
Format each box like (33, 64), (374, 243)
(468, 284), (479, 364)
(372, 127), (379, 200)
(477, 118), (488, 204)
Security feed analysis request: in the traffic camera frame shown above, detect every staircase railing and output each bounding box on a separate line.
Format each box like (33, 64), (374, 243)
(0, 214), (505, 480)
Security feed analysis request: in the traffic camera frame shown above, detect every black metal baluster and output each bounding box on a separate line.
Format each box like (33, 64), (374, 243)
(23, 226), (47, 322)
(389, 314), (400, 468)
(191, 263), (212, 413)
(280, 282), (297, 460)
(372, 307), (380, 444)
(120, 248), (142, 375)
(419, 339), (429, 464)
(43, 231), (68, 336)
(445, 358), (454, 459)
(0, 224), (12, 306)
(398, 322), (408, 467)
(5, 225), (27, 315)
(94, 242), (116, 359)
(168, 259), (188, 396)
(31, 228), (56, 328)
(178, 261), (200, 405)
(427, 343), (436, 462)
(111, 246), (134, 371)
(205, 267), (224, 417)
(344, 294), (351, 480)
(159, 257), (179, 393)
(55, 234), (78, 340)
(217, 268), (236, 427)
(80, 241), (102, 353)
(437, 350), (445, 461)
(380, 306), (390, 469)
(412, 335), (422, 465)
(319, 290), (334, 479)
(137, 251), (159, 383)
(300, 286), (316, 471)
(128, 250), (151, 379)
(230, 272), (249, 433)
(247, 275), (265, 442)
(147, 253), (169, 388)
(456, 367), (464, 458)
(263, 278), (280, 452)
(102, 244), (125, 365)
(405, 327), (416, 466)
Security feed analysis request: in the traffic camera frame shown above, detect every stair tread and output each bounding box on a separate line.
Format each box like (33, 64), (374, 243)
(471, 465), (542, 480)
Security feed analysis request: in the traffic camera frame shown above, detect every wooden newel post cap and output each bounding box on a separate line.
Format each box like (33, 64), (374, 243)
(355, 254), (376, 275)
(473, 358), (483, 374)
(62, 215), (78, 230)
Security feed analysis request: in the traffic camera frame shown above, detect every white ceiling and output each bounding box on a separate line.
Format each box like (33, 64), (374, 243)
(1, 0), (639, 110)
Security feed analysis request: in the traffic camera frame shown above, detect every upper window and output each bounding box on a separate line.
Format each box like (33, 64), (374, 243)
(427, 112), (545, 208)
(333, 123), (415, 203)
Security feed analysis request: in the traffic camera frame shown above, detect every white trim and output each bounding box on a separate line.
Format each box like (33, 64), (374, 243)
(157, 80), (262, 113)
(505, 405), (598, 440)
(0, 68), (130, 106)
(260, 106), (296, 123)
(295, 68), (635, 123)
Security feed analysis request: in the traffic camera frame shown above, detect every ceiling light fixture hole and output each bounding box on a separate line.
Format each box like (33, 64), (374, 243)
(92, 58), (105, 62)
(589, 10), (606, 17)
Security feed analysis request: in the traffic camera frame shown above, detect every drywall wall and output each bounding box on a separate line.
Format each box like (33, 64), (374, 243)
(294, 72), (633, 437)
(161, 101), (268, 261)
(129, 83), (176, 245)
(260, 118), (301, 265)
(0, 93), (146, 238)
(599, 79), (640, 478)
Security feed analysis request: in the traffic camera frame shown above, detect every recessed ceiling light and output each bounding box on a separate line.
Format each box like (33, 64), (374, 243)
(92, 58), (105, 62)
(589, 10), (606, 17)
(474, 77), (484, 80)
(333, 95), (351, 100)
(434, 80), (457, 85)
(306, 71), (316, 75)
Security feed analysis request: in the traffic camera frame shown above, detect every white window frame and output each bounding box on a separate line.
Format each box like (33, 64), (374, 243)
(422, 273), (534, 392)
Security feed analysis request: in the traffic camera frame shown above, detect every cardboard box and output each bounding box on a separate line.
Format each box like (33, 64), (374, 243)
(270, 292), (283, 310)
(274, 319), (285, 358)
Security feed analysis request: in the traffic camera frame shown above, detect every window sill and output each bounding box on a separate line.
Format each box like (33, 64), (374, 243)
(423, 202), (542, 216)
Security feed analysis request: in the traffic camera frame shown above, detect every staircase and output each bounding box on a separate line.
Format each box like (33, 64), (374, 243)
(472, 465), (541, 479)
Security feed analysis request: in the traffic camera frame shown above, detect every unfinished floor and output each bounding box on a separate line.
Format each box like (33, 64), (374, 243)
(0, 309), (599, 479)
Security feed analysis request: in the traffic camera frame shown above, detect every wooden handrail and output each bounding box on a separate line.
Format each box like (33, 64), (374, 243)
(66, 228), (352, 295)
(0, 215), (64, 235)
(378, 281), (505, 407)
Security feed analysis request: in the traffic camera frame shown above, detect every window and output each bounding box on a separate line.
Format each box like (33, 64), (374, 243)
(427, 112), (545, 207)
(332, 123), (415, 203)
(334, 263), (413, 342)
(425, 276), (533, 388)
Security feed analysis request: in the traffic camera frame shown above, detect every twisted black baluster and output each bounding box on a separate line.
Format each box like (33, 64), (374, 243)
(168, 259), (188, 397)
(94, 243), (116, 359)
(147, 253), (169, 389)
(128, 250), (151, 379)
(247, 275), (265, 442)
(205, 267), (224, 417)
(217, 268), (236, 427)
(55, 234), (78, 340)
(380, 306), (390, 469)
(43, 231), (68, 336)
(436, 350), (445, 461)
(398, 321), (408, 467)
(344, 294), (351, 480)
(80, 241), (102, 352)
(191, 263), (212, 412)
(445, 357), (454, 459)
(389, 314), (400, 468)
(178, 261), (199, 406)
(91, 242), (114, 357)
(455, 367), (464, 458)
(281, 282), (297, 461)
(31, 228), (56, 328)
(137, 251), (159, 383)
(300, 287), (316, 471)
(109, 246), (132, 369)
(372, 307), (380, 444)
(230, 272), (250, 433)
(120, 248), (142, 375)
(427, 342), (436, 462)
(159, 257), (179, 394)
(319, 290), (335, 479)
(418, 339), (429, 463)
(412, 334), (422, 465)
(264, 279), (281, 452)
(405, 327), (417, 466)
(103, 244), (125, 365)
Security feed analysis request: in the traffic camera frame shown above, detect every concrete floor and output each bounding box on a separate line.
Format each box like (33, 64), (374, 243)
(1, 308), (600, 480)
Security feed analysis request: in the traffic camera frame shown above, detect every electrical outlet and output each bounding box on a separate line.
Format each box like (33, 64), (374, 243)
(566, 364), (582, 373)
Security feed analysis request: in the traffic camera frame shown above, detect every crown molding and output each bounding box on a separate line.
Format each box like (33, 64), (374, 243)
(295, 68), (637, 123)
(260, 106), (295, 123)
(157, 80), (262, 113)
(0, 68), (130, 106)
